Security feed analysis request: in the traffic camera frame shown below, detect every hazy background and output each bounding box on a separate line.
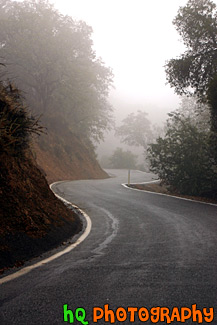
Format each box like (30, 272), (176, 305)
(51, 0), (193, 160)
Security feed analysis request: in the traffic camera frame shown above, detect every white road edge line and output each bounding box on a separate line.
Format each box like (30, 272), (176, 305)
(0, 181), (92, 285)
(122, 182), (217, 207)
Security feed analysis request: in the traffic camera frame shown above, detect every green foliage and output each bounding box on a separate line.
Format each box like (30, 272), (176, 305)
(116, 110), (153, 148)
(0, 0), (113, 144)
(0, 83), (43, 156)
(165, 0), (217, 99)
(109, 147), (138, 169)
(148, 110), (217, 196)
(165, 0), (217, 163)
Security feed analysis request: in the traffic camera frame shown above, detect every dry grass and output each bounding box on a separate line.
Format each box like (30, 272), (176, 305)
(129, 183), (217, 205)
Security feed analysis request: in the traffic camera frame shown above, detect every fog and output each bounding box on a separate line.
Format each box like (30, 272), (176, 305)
(50, 0), (191, 160)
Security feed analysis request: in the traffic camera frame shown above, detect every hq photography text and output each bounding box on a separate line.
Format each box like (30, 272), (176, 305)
(63, 303), (214, 324)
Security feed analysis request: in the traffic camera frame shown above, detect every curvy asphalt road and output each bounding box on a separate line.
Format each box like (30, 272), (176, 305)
(0, 169), (217, 324)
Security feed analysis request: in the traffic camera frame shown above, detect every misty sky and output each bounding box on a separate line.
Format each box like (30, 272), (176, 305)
(51, 0), (191, 112)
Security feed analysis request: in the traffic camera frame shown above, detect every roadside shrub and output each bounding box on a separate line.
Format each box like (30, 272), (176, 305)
(147, 111), (217, 196)
(0, 83), (43, 156)
(110, 147), (138, 169)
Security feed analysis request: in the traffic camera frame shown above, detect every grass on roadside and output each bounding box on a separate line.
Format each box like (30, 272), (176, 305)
(128, 183), (217, 205)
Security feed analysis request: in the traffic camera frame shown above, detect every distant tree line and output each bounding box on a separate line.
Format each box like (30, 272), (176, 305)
(101, 147), (138, 169)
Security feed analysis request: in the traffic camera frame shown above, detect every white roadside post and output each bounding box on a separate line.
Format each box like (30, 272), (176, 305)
(128, 169), (130, 186)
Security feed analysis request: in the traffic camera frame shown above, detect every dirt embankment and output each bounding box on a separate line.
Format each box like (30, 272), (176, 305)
(0, 85), (109, 274)
(33, 116), (108, 183)
(0, 152), (82, 273)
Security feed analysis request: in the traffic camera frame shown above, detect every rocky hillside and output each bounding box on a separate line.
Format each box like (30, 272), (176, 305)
(0, 152), (82, 273)
(0, 84), (83, 273)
